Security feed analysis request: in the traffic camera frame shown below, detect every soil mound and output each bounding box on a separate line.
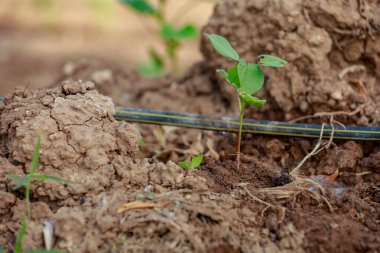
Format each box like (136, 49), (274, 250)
(0, 81), (141, 200)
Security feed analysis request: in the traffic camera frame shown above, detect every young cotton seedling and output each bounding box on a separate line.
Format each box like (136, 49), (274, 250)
(178, 155), (204, 176)
(5, 137), (71, 253)
(205, 34), (287, 168)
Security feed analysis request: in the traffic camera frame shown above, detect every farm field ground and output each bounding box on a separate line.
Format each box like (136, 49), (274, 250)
(0, 0), (379, 252)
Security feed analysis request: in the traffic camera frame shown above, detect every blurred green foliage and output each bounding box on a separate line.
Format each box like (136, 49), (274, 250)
(120, 0), (200, 76)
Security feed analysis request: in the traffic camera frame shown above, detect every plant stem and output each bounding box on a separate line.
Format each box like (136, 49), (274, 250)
(237, 100), (246, 169)
(25, 175), (31, 219)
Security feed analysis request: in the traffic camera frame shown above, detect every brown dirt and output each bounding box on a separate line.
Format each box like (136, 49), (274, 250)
(1, 0), (380, 252)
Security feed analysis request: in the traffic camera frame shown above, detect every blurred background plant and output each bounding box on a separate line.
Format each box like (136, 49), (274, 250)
(0, 0), (215, 94)
(120, 0), (215, 77)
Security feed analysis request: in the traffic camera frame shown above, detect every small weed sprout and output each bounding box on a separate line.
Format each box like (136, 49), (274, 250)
(120, 0), (199, 76)
(178, 155), (204, 176)
(5, 137), (72, 253)
(205, 34), (287, 168)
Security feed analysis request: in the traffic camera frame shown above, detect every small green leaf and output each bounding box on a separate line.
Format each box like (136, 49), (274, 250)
(258, 55), (287, 68)
(161, 24), (178, 41)
(15, 216), (28, 253)
(237, 59), (248, 92)
(146, 193), (155, 201)
(246, 63), (264, 94)
(239, 91), (266, 107)
(178, 161), (189, 170)
(176, 25), (198, 39)
(205, 34), (239, 61)
(161, 24), (197, 41)
(7, 174), (23, 182)
(8, 174), (29, 190)
(30, 174), (74, 184)
(190, 155), (203, 169)
(237, 62), (264, 95)
(119, 0), (156, 14)
(217, 68), (239, 89)
(228, 65), (240, 88)
(30, 137), (41, 174)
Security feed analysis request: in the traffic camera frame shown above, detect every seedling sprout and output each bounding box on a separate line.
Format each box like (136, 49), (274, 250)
(178, 155), (204, 176)
(205, 34), (287, 168)
(4, 137), (72, 253)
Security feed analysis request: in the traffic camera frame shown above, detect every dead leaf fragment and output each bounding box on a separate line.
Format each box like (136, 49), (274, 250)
(325, 169), (339, 182)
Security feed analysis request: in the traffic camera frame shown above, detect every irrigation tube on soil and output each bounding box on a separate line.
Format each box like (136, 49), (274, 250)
(115, 107), (380, 141)
(1, 97), (379, 140)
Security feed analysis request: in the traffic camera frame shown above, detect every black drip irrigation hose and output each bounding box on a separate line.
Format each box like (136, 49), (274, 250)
(115, 107), (380, 141)
(1, 97), (379, 141)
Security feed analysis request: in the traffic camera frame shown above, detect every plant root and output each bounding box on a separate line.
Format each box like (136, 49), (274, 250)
(289, 102), (370, 123)
(237, 183), (286, 221)
(260, 176), (334, 213)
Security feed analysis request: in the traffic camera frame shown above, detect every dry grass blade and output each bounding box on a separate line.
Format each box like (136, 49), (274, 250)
(117, 201), (157, 214)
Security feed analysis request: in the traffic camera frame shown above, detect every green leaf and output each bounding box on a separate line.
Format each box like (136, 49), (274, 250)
(228, 65), (240, 88)
(30, 137), (41, 174)
(205, 34), (239, 61)
(239, 91), (266, 107)
(137, 49), (164, 77)
(161, 24), (178, 41)
(190, 155), (203, 169)
(7, 174), (23, 182)
(176, 25), (198, 39)
(258, 55), (287, 68)
(237, 59), (248, 92)
(7, 174), (29, 190)
(0, 244), (4, 253)
(178, 161), (189, 170)
(15, 216), (28, 253)
(246, 63), (264, 94)
(146, 193), (155, 201)
(30, 174), (74, 184)
(237, 62), (264, 95)
(119, 0), (156, 14)
(161, 24), (197, 41)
